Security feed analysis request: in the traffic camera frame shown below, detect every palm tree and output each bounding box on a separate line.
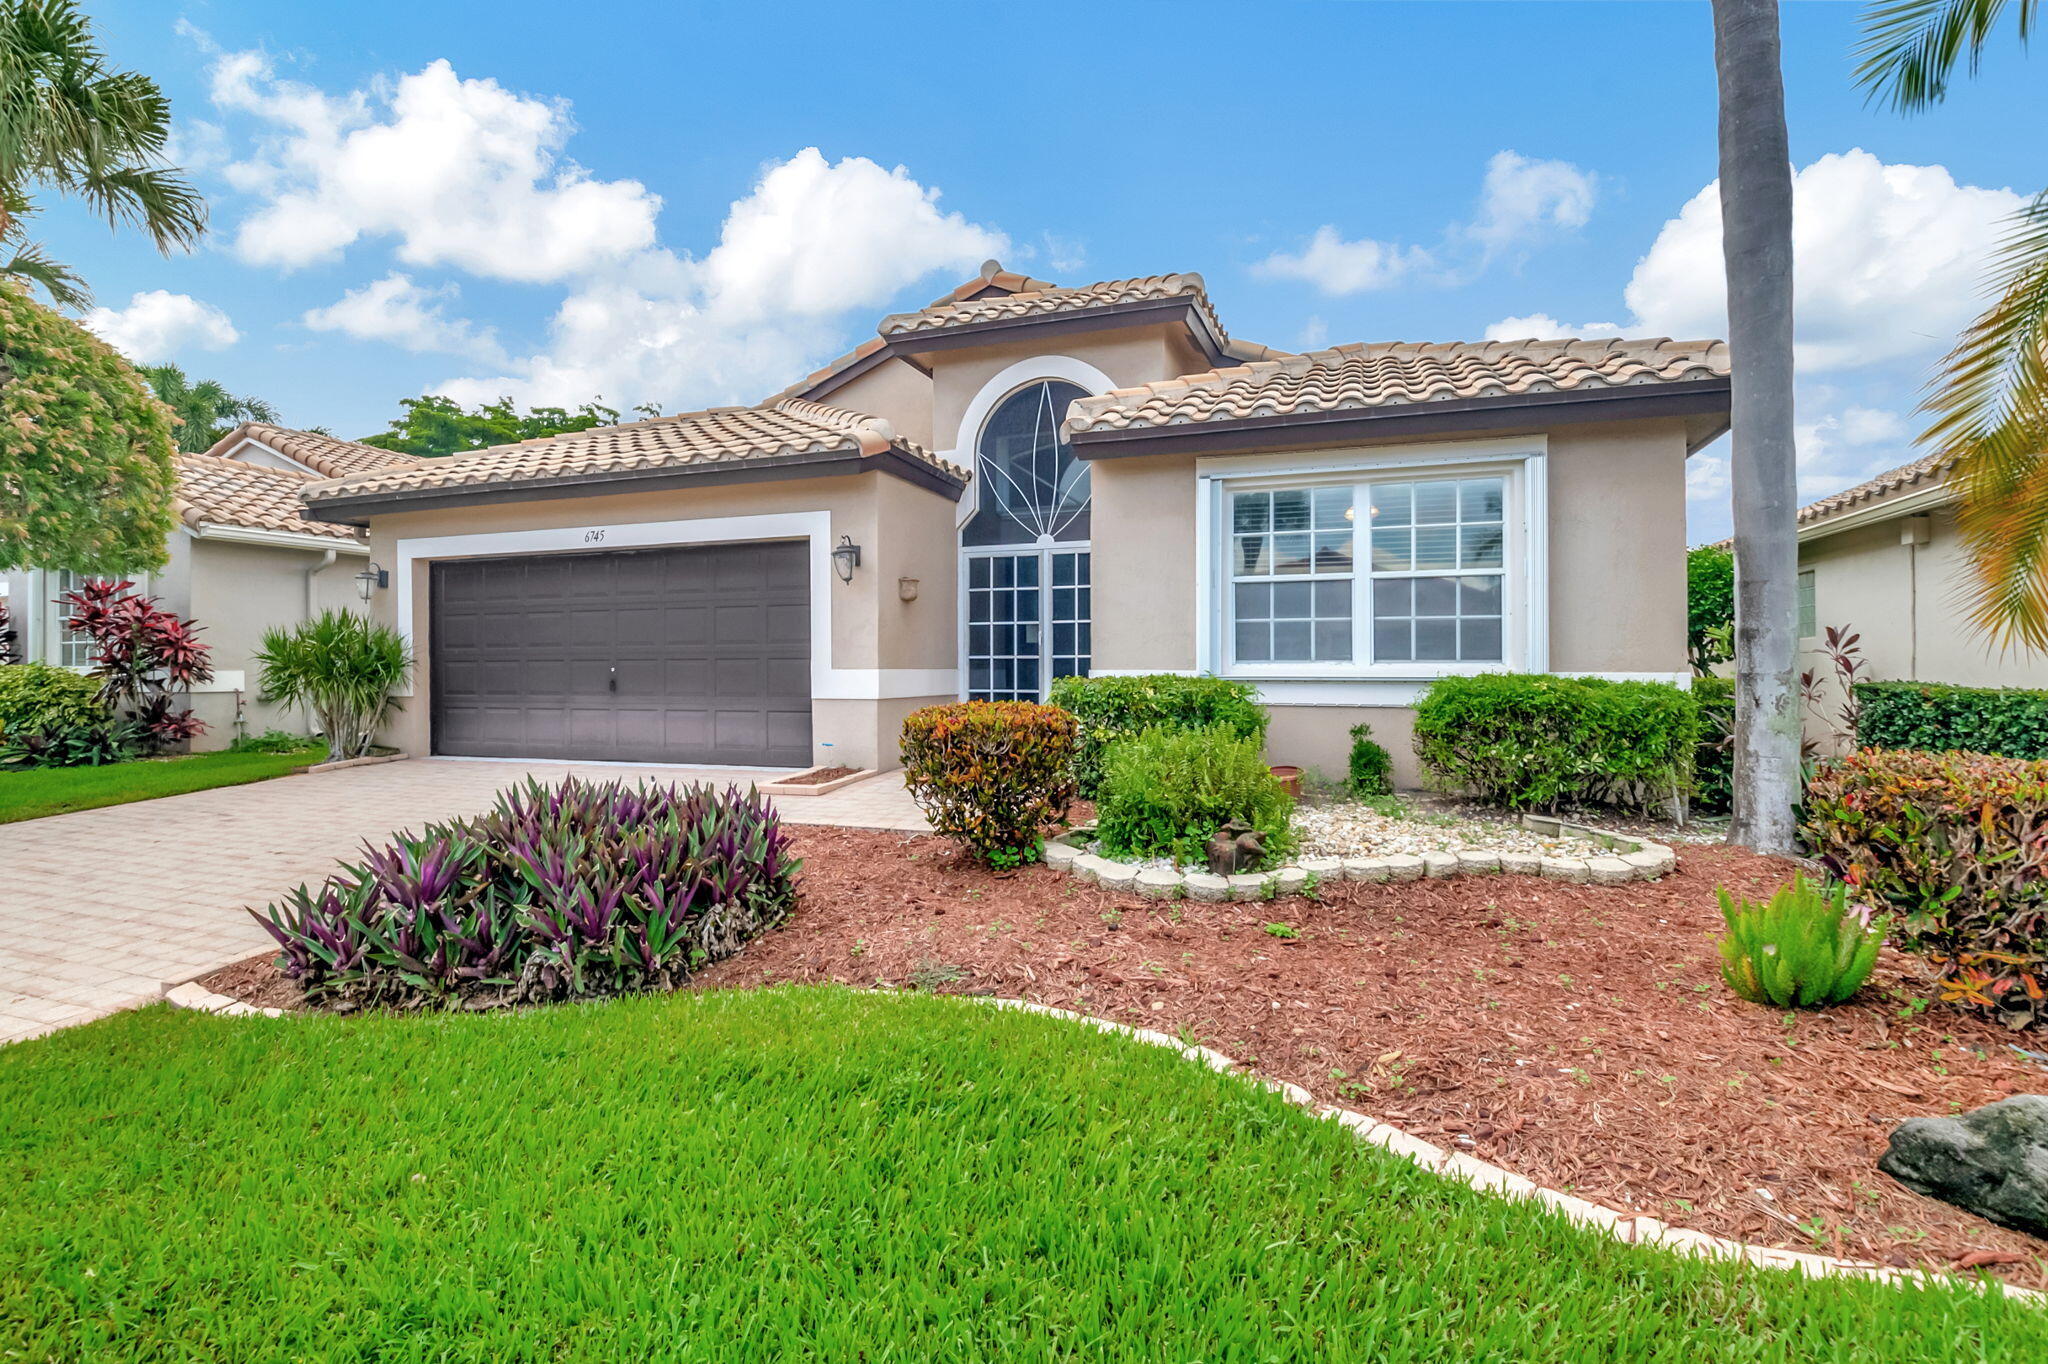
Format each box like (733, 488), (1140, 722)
(0, 0), (207, 308)
(1857, 1), (2048, 649)
(1712, 0), (1803, 853)
(138, 363), (280, 450)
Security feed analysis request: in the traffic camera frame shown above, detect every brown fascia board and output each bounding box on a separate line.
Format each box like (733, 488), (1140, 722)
(1069, 378), (1734, 460)
(802, 297), (1230, 402)
(302, 446), (963, 527)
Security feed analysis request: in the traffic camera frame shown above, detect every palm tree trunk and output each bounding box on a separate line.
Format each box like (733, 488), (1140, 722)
(1712, 0), (1802, 853)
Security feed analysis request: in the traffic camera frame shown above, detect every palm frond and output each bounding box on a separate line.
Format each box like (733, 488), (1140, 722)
(1854, 0), (2037, 111)
(72, 162), (206, 252)
(0, 233), (87, 308)
(1922, 189), (2048, 650)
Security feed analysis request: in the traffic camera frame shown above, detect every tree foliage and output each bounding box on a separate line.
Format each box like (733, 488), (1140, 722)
(138, 363), (279, 451)
(0, 0), (207, 307)
(1686, 544), (1737, 674)
(0, 282), (177, 574)
(357, 395), (654, 458)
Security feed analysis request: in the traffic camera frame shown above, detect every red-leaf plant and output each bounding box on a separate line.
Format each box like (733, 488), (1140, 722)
(59, 579), (213, 755)
(1798, 623), (1866, 757)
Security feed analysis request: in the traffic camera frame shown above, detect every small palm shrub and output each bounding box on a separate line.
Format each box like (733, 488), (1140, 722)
(1716, 877), (1887, 1009)
(900, 701), (1076, 865)
(1346, 722), (1393, 797)
(1095, 725), (1294, 868)
(253, 776), (799, 1009)
(255, 610), (411, 761)
(1049, 674), (1268, 797)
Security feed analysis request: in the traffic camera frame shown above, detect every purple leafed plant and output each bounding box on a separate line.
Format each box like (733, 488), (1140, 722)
(251, 776), (801, 1010)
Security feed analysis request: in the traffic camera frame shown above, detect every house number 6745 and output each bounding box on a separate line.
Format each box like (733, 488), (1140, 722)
(583, 529), (606, 543)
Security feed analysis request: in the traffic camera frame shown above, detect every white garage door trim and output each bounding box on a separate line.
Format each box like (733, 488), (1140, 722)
(392, 511), (959, 700)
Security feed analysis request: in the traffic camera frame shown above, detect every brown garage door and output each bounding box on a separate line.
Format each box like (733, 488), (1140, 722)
(429, 541), (811, 767)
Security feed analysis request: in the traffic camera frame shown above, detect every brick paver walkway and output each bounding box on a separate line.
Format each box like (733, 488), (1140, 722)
(0, 758), (925, 1045)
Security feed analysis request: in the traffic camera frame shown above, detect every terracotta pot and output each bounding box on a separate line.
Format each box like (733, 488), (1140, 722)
(1269, 764), (1302, 798)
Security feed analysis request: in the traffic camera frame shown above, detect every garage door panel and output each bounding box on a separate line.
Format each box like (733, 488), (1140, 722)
(431, 541), (810, 766)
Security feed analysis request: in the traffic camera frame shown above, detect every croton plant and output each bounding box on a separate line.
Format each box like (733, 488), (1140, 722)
(58, 577), (211, 753)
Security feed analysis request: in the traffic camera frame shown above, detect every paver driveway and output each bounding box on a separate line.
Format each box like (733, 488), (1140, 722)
(0, 758), (926, 1045)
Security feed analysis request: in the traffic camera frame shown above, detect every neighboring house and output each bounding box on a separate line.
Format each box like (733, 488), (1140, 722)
(295, 262), (1730, 783)
(1794, 451), (2048, 749)
(2, 423), (416, 749)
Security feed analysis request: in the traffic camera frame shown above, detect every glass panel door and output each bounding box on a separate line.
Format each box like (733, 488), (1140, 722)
(965, 549), (1090, 702)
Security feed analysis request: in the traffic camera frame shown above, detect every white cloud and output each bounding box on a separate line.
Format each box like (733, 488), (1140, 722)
(439, 148), (1007, 410)
(1469, 151), (1597, 258)
(83, 290), (239, 360)
(1795, 403), (1915, 498)
(1686, 451), (1730, 506)
(1483, 312), (1623, 341)
(212, 51), (660, 281)
(302, 273), (502, 361)
(1255, 225), (1433, 296)
(1297, 315), (1329, 350)
(1624, 150), (2021, 371)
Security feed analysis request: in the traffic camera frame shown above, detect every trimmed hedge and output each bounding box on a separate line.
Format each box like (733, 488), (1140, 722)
(1049, 674), (1267, 797)
(1854, 681), (2048, 760)
(901, 702), (1077, 864)
(1803, 748), (2048, 1029)
(1095, 725), (1294, 869)
(0, 663), (108, 739)
(1692, 676), (1735, 816)
(1411, 673), (1701, 814)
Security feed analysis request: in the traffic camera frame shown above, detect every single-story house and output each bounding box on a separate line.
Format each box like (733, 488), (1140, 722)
(1794, 450), (2048, 748)
(297, 262), (1731, 784)
(2, 423), (417, 748)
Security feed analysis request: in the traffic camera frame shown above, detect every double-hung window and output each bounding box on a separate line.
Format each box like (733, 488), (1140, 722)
(1219, 462), (1524, 676)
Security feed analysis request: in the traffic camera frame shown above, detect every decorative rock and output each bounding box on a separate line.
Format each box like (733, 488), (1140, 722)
(1498, 851), (1542, 876)
(1587, 856), (1636, 886)
(1182, 873), (1231, 903)
(1342, 857), (1392, 883)
(1096, 861), (1140, 893)
(1134, 868), (1184, 901)
(1043, 841), (1081, 870)
(1455, 850), (1501, 875)
(1421, 852), (1461, 878)
(1540, 857), (1591, 884)
(1069, 854), (1113, 886)
(1620, 849), (1668, 877)
(1227, 873), (1270, 902)
(1880, 1095), (2048, 1237)
(1382, 854), (1426, 882)
(1298, 856), (1345, 880)
(1272, 867), (1310, 897)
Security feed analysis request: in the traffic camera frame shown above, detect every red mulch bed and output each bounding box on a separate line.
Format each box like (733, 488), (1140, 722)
(773, 765), (862, 786)
(202, 827), (2048, 1286)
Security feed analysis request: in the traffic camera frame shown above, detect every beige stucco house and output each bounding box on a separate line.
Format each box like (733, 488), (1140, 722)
(295, 263), (1730, 784)
(3, 424), (410, 749)
(1794, 451), (2048, 748)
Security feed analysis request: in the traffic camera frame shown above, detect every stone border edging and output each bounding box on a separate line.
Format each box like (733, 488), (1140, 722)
(1045, 814), (1678, 900)
(160, 978), (2038, 1303)
(759, 767), (877, 798)
(304, 752), (407, 775)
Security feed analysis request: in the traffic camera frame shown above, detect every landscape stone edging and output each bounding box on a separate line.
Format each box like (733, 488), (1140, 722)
(758, 767), (877, 798)
(303, 752), (408, 775)
(161, 980), (2040, 1304)
(1044, 814), (1679, 900)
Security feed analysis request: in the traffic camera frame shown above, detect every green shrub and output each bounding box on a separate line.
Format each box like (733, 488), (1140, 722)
(255, 610), (411, 761)
(1687, 545), (1735, 674)
(1716, 876), (1887, 1008)
(0, 663), (109, 738)
(1346, 722), (1393, 797)
(1410, 674), (1701, 813)
(229, 728), (321, 754)
(1049, 674), (1267, 797)
(901, 702), (1077, 865)
(1802, 747), (2048, 1028)
(1692, 676), (1735, 816)
(1854, 681), (2048, 760)
(1094, 725), (1294, 868)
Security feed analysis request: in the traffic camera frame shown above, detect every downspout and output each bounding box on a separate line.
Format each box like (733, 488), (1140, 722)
(305, 549), (337, 620)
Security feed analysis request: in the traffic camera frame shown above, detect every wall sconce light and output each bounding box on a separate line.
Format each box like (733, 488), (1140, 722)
(830, 535), (862, 584)
(354, 561), (389, 602)
(897, 576), (920, 602)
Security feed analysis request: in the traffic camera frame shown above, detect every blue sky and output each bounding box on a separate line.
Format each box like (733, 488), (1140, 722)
(53, 0), (2048, 540)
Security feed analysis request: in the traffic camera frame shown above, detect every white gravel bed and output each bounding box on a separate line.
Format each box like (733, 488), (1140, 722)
(1294, 801), (1609, 860)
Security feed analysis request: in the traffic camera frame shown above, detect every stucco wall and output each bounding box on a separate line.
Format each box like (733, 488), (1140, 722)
(1264, 704), (1424, 789)
(927, 326), (1206, 456)
(184, 537), (364, 750)
(1799, 502), (2048, 751)
(823, 357), (936, 451)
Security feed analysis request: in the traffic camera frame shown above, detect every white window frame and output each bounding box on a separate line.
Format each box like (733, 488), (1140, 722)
(956, 543), (1092, 702)
(1797, 568), (1817, 639)
(1196, 437), (1548, 681)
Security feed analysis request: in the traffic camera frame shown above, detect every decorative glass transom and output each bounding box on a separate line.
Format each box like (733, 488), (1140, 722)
(963, 380), (1091, 547)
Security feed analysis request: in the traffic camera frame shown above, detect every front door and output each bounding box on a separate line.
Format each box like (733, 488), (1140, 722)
(963, 548), (1091, 702)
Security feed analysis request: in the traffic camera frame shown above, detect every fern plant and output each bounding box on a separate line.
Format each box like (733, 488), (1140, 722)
(1716, 876), (1887, 1009)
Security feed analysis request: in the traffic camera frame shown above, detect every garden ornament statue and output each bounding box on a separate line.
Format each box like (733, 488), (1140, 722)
(1206, 820), (1265, 876)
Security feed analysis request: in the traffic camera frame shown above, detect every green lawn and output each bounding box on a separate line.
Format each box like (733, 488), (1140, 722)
(0, 744), (326, 823)
(0, 989), (2036, 1360)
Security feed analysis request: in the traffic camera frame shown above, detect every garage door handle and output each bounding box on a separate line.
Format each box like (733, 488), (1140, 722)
(609, 666), (617, 693)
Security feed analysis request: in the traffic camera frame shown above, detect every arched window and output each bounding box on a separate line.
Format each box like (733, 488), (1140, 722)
(963, 380), (1090, 547)
(961, 379), (1092, 702)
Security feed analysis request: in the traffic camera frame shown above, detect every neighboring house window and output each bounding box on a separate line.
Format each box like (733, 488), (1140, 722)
(52, 570), (96, 667)
(1209, 454), (1534, 678)
(962, 379), (1093, 703)
(1797, 568), (1816, 638)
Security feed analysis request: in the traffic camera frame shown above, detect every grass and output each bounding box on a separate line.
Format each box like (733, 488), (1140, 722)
(0, 989), (2039, 1361)
(0, 743), (327, 823)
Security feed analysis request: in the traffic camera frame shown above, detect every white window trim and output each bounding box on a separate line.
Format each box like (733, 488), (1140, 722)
(947, 354), (1119, 531)
(391, 512), (957, 701)
(1195, 436), (1549, 682)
